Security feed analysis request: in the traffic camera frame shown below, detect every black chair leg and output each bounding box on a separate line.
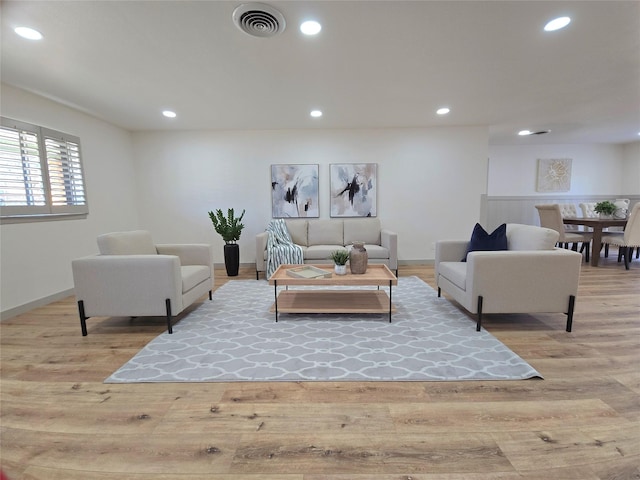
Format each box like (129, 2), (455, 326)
(78, 300), (88, 336)
(566, 295), (575, 332)
(166, 299), (173, 334)
(623, 247), (631, 270)
(579, 243), (590, 263)
(476, 296), (483, 332)
(209, 290), (212, 300)
(437, 287), (441, 297)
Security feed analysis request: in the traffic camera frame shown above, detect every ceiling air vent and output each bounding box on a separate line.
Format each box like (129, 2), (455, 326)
(232, 3), (286, 38)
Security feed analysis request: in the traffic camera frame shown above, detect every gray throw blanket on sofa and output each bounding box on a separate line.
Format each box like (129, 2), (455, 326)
(266, 219), (304, 278)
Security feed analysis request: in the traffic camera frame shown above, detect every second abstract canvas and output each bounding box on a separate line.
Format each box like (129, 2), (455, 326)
(330, 163), (377, 217)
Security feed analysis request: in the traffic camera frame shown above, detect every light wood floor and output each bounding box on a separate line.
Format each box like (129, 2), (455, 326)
(1, 257), (639, 479)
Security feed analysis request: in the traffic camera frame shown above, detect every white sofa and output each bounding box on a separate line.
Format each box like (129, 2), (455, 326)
(72, 230), (213, 335)
(256, 218), (398, 279)
(435, 224), (582, 332)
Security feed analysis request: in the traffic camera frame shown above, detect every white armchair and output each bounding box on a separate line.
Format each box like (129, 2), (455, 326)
(435, 224), (582, 332)
(72, 230), (213, 335)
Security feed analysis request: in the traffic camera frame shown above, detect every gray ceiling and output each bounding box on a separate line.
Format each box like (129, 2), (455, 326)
(2, 0), (639, 145)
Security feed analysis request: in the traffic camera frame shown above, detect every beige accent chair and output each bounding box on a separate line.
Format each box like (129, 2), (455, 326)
(72, 230), (213, 335)
(435, 224), (582, 332)
(535, 204), (592, 262)
(602, 203), (640, 270)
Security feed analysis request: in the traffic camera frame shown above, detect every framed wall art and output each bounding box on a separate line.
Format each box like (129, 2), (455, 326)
(271, 164), (319, 218)
(330, 163), (377, 217)
(536, 158), (572, 192)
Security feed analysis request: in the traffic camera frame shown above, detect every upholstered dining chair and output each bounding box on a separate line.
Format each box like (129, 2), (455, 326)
(601, 203), (640, 270)
(558, 203), (582, 232)
(72, 230), (213, 335)
(579, 202), (598, 218)
(535, 204), (592, 262)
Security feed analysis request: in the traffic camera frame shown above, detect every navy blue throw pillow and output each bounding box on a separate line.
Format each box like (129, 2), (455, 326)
(462, 223), (508, 261)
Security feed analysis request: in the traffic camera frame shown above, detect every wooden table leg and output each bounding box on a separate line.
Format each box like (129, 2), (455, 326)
(591, 226), (603, 267)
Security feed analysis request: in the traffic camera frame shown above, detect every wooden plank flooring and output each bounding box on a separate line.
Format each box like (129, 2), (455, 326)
(1, 258), (639, 479)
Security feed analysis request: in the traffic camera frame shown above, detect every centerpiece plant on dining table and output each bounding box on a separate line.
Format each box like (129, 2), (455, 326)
(594, 201), (616, 217)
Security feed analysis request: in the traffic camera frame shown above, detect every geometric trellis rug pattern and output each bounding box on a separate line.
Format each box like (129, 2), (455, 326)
(105, 277), (541, 383)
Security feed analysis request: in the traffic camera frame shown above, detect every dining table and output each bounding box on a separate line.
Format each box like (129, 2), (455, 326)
(563, 217), (628, 266)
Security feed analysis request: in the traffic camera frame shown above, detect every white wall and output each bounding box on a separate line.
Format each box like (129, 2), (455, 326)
(487, 144), (630, 196)
(0, 85), (140, 315)
(131, 127), (489, 265)
(622, 141), (640, 194)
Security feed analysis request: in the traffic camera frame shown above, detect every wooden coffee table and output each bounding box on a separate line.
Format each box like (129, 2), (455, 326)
(268, 264), (398, 322)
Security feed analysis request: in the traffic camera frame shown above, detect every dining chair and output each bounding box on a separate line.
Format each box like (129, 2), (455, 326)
(535, 204), (592, 262)
(580, 201), (615, 257)
(579, 202), (598, 218)
(601, 203), (640, 269)
(559, 203), (581, 232)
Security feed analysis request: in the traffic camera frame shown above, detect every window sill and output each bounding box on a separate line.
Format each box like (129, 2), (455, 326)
(1, 213), (88, 225)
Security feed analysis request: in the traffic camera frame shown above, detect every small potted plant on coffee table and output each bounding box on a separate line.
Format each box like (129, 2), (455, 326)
(594, 201), (616, 219)
(329, 249), (349, 275)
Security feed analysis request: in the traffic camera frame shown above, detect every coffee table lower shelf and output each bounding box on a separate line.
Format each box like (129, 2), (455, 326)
(270, 290), (396, 322)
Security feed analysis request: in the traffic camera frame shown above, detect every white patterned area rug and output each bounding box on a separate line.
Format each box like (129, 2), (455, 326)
(105, 277), (542, 383)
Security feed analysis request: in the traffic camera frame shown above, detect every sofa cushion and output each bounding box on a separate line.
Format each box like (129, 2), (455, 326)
(285, 220), (308, 246)
(308, 220), (344, 245)
(506, 224), (559, 251)
(305, 245), (342, 260)
(344, 218), (381, 245)
(97, 230), (157, 255)
(463, 223), (507, 261)
(181, 265), (210, 293)
(438, 262), (467, 291)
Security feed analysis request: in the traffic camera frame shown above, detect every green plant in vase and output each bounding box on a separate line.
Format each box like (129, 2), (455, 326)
(594, 201), (616, 217)
(208, 208), (245, 276)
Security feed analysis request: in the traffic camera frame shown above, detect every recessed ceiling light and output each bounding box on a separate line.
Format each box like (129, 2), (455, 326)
(310, 110), (322, 118)
(436, 107), (450, 115)
(518, 129), (551, 136)
(544, 16), (571, 32)
(300, 20), (321, 35)
(14, 26), (43, 40)
(162, 110), (177, 118)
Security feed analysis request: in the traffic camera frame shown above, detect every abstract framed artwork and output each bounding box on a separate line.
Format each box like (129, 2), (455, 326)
(271, 164), (319, 218)
(536, 158), (572, 192)
(330, 163), (377, 217)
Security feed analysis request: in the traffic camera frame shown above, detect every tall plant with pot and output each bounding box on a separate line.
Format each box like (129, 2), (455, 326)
(208, 208), (245, 276)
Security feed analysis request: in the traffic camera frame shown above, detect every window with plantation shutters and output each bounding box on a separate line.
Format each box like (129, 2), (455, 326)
(1, 117), (88, 221)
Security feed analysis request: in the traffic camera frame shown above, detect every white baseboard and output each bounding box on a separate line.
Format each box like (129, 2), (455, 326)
(1, 288), (75, 322)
